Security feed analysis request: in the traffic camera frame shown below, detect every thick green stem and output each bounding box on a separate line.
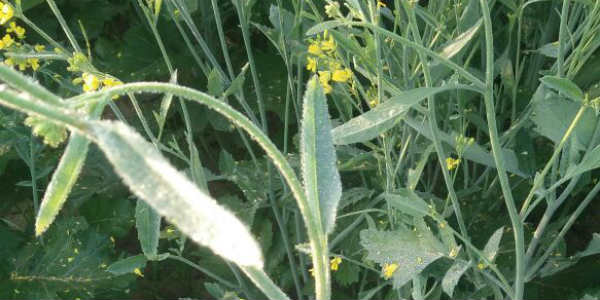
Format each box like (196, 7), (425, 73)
(479, 1), (525, 298)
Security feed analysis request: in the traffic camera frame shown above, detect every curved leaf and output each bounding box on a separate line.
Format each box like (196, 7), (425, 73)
(90, 120), (264, 268)
(35, 133), (90, 236)
(540, 76), (585, 102)
(301, 76), (342, 234)
(332, 85), (472, 145)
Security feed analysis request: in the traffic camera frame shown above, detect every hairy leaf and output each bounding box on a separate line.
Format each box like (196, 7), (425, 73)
(301, 76), (342, 234)
(135, 199), (161, 259)
(89, 120), (263, 268)
(35, 133), (90, 236)
(360, 228), (444, 288)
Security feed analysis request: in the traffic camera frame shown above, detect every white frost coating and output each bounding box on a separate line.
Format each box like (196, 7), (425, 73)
(91, 121), (263, 268)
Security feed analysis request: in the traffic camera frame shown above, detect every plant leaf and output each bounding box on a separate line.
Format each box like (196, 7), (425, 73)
(107, 254), (148, 276)
(438, 19), (482, 60)
(360, 228), (444, 288)
(135, 199), (161, 259)
(300, 76), (342, 234)
(540, 76), (585, 102)
(89, 120), (264, 268)
(575, 233), (600, 258)
(35, 133), (90, 236)
(442, 259), (471, 297)
(483, 227), (504, 262)
(386, 189), (430, 217)
(332, 85), (470, 145)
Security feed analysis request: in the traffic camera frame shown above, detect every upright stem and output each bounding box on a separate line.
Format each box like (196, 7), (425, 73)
(557, 0), (570, 77)
(519, 106), (587, 216)
(479, 1), (525, 298)
(403, 1), (470, 251)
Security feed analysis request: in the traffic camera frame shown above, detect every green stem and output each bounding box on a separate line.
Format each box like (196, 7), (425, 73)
(525, 179), (600, 280)
(403, 0), (470, 248)
(557, 0), (570, 77)
(232, 0), (268, 132)
(45, 0), (82, 53)
(479, 1), (525, 298)
(519, 105), (586, 216)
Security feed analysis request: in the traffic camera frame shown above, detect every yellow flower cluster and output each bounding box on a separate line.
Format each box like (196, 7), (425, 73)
(77, 72), (123, 94)
(6, 22), (25, 39)
(0, 2), (14, 25)
(0, 5), (42, 72)
(446, 157), (460, 171)
(382, 262), (398, 279)
(306, 31), (353, 94)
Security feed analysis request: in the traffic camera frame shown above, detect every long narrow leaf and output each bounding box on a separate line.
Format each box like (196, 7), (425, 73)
(90, 120), (264, 268)
(301, 76), (342, 234)
(332, 85), (471, 145)
(35, 133), (90, 236)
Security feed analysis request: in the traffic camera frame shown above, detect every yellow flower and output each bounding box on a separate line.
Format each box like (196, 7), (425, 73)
(27, 58), (40, 71)
(133, 268), (144, 277)
(6, 22), (25, 39)
(34, 44), (46, 52)
(82, 72), (100, 92)
(446, 157), (460, 171)
(477, 263), (485, 270)
(332, 68), (352, 82)
(377, 1), (387, 8)
(330, 256), (342, 271)
(382, 263), (398, 279)
(309, 267), (315, 277)
(449, 247), (459, 258)
(320, 35), (336, 52)
(17, 61), (26, 71)
(308, 42), (322, 56)
(306, 57), (317, 73)
(102, 77), (123, 87)
(0, 33), (14, 50)
(318, 71), (333, 94)
(3, 57), (14, 66)
(0, 2), (14, 25)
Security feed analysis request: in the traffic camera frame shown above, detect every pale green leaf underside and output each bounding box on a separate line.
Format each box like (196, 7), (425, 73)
(386, 190), (430, 217)
(437, 19), (482, 60)
(301, 76), (342, 234)
(35, 133), (90, 236)
(360, 229), (444, 288)
(135, 199), (161, 259)
(90, 120), (263, 268)
(483, 227), (504, 262)
(332, 85), (473, 145)
(442, 259), (471, 297)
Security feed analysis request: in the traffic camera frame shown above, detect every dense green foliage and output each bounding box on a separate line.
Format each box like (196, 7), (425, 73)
(0, 0), (599, 299)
